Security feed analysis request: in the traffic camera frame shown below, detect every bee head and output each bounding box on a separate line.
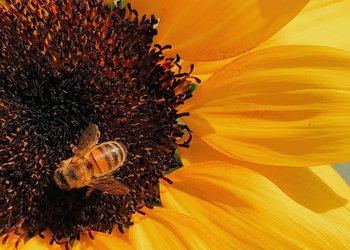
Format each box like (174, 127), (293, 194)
(53, 167), (71, 190)
(53, 158), (88, 190)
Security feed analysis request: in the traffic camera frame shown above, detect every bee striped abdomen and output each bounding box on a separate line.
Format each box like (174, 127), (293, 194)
(87, 142), (126, 177)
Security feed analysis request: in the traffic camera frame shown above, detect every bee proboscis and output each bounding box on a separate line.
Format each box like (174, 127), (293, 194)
(54, 124), (129, 196)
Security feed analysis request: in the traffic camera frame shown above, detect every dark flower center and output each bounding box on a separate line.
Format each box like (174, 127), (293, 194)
(0, 0), (197, 244)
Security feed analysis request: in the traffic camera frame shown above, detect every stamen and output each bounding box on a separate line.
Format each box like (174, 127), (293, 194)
(87, 229), (94, 240)
(15, 233), (25, 249)
(136, 210), (146, 215)
(49, 238), (55, 245)
(162, 176), (173, 185)
(1, 233), (10, 245)
(117, 225), (124, 234)
(144, 204), (154, 209)
(177, 112), (190, 117)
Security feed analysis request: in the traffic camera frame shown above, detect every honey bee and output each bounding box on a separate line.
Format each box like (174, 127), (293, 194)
(54, 124), (130, 196)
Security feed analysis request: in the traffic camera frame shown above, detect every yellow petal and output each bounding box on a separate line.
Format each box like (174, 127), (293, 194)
(248, 164), (350, 222)
(182, 58), (235, 83)
(73, 231), (133, 250)
(129, 207), (225, 250)
(127, 0), (167, 20)
(21, 232), (64, 250)
(309, 165), (350, 232)
(182, 57), (234, 75)
(0, 234), (25, 250)
(152, 0), (309, 61)
(184, 45), (350, 167)
(178, 133), (233, 165)
(260, 0), (350, 52)
(21, 231), (132, 250)
(111, 226), (130, 244)
(180, 136), (350, 232)
(160, 161), (350, 249)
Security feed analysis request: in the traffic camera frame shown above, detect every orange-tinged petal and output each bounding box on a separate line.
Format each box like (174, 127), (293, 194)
(184, 45), (350, 167)
(129, 207), (225, 250)
(0, 234), (25, 250)
(179, 133), (350, 228)
(181, 137), (350, 214)
(178, 134), (233, 165)
(103, 0), (114, 4)
(73, 231), (133, 250)
(182, 136), (350, 214)
(182, 57), (234, 75)
(112, 226), (130, 244)
(182, 58), (235, 83)
(260, 0), (350, 52)
(21, 232), (65, 250)
(160, 161), (350, 249)
(152, 0), (309, 61)
(21, 231), (133, 250)
(127, 0), (167, 19)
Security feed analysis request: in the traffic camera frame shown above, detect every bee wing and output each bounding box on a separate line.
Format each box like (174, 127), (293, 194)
(86, 174), (130, 195)
(75, 124), (101, 154)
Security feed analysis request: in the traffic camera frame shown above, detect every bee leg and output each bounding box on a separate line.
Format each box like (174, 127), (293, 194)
(85, 187), (94, 198)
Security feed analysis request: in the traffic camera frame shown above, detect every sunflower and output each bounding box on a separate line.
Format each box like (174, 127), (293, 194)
(1, 0), (350, 249)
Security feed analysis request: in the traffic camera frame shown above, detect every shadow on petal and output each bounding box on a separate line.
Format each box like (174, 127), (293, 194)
(184, 45), (350, 167)
(181, 135), (349, 213)
(129, 207), (226, 249)
(161, 161), (350, 248)
(249, 164), (349, 213)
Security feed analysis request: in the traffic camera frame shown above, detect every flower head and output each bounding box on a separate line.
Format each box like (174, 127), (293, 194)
(0, 0), (195, 244)
(2, 0), (350, 249)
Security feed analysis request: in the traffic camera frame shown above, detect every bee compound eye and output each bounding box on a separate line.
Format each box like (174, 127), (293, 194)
(53, 170), (60, 182)
(53, 169), (69, 189)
